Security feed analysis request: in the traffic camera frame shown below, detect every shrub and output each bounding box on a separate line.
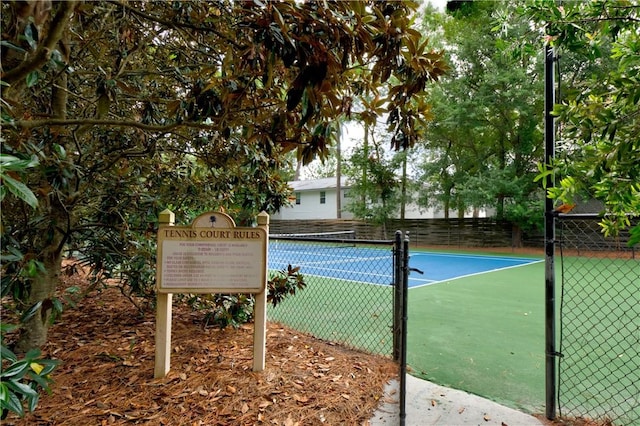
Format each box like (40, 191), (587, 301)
(0, 324), (60, 420)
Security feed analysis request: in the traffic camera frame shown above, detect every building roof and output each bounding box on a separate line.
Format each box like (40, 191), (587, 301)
(289, 177), (350, 191)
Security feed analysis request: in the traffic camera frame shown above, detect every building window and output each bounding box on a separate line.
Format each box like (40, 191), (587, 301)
(320, 191), (326, 204)
(295, 192), (301, 205)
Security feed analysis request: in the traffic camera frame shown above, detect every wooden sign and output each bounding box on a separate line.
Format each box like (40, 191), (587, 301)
(156, 211), (267, 294)
(154, 210), (269, 378)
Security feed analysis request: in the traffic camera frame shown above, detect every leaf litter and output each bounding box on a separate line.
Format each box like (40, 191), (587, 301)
(3, 262), (396, 425)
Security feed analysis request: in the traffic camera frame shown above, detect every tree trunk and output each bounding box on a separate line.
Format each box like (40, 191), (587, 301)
(15, 187), (68, 352)
(16, 248), (62, 353)
(512, 223), (523, 248)
(361, 123), (369, 208)
(336, 132), (342, 219)
(496, 194), (505, 220)
(16, 46), (70, 353)
(400, 152), (407, 221)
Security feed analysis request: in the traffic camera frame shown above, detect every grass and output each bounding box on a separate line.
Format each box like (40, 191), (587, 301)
(268, 274), (394, 355)
(407, 260), (547, 413)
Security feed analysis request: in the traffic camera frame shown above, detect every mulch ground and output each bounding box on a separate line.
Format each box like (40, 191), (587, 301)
(3, 262), (397, 425)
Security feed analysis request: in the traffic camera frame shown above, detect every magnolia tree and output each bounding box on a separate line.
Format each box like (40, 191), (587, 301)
(527, 1), (640, 243)
(0, 1), (446, 351)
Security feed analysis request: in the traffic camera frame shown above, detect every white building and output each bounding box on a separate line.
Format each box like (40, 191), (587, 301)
(272, 178), (492, 220)
(271, 177), (353, 220)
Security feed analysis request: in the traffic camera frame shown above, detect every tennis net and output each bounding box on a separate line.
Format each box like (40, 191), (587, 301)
(269, 230), (356, 246)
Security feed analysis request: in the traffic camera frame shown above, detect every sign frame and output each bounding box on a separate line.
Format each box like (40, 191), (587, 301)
(156, 215), (267, 294)
(154, 209), (269, 378)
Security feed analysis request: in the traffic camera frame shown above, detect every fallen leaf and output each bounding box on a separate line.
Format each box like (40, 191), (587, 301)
(484, 414), (491, 421)
(293, 394), (309, 403)
(258, 400), (272, 410)
(241, 403), (249, 413)
(431, 400), (437, 407)
(341, 394), (350, 400)
(458, 407), (465, 414)
(283, 415), (297, 426)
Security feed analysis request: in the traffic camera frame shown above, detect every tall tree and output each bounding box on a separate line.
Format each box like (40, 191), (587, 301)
(415, 2), (544, 231)
(0, 1), (446, 351)
(343, 128), (408, 237)
(527, 1), (640, 244)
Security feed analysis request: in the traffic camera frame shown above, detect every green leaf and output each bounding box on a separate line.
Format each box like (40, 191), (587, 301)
(52, 297), (64, 314)
(1, 361), (30, 379)
(36, 359), (59, 376)
(19, 301), (42, 323)
(0, 174), (38, 208)
(0, 323), (18, 334)
(0, 382), (7, 402)
(0, 344), (18, 364)
(24, 348), (42, 360)
(0, 390), (25, 418)
(0, 40), (27, 53)
(0, 245), (24, 263)
(0, 154), (39, 171)
(53, 144), (67, 159)
(27, 391), (40, 413)
(25, 71), (39, 88)
(28, 372), (50, 390)
(4, 379), (37, 398)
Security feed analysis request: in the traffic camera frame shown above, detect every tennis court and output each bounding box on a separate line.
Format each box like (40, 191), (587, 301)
(268, 232), (638, 421)
(267, 236), (548, 412)
(268, 237), (540, 288)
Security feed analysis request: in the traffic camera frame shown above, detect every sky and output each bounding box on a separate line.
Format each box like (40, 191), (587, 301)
(424, 0), (448, 11)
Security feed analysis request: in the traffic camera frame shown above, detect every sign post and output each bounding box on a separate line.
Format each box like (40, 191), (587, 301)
(154, 210), (269, 378)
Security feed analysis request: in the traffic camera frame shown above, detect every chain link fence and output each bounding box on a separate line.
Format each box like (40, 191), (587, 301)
(557, 216), (639, 425)
(267, 232), (398, 356)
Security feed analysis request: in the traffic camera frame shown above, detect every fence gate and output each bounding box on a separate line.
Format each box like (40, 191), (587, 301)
(556, 215), (639, 425)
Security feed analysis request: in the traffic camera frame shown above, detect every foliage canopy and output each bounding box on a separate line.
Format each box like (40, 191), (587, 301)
(0, 0), (446, 350)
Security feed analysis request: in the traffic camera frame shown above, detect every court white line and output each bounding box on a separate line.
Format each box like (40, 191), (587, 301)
(410, 252), (542, 263)
(408, 260), (544, 289)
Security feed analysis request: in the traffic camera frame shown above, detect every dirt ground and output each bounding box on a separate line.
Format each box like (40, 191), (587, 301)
(3, 263), (397, 425)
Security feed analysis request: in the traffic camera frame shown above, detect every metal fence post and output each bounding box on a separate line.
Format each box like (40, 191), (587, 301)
(399, 232), (410, 426)
(544, 43), (557, 421)
(393, 230), (403, 361)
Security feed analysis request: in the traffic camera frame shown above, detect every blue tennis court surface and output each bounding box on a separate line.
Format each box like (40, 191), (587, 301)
(407, 252), (541, 288)
(268, 242), (541, 288)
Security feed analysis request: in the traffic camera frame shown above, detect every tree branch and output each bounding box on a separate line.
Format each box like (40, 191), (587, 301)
(8, 118), (218, 133)
(107, 0), (243, 49)
(1, 1), (77, 85)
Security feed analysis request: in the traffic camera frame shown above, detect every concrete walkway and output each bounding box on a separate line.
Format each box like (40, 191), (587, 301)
(370, 375), (544, 426)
